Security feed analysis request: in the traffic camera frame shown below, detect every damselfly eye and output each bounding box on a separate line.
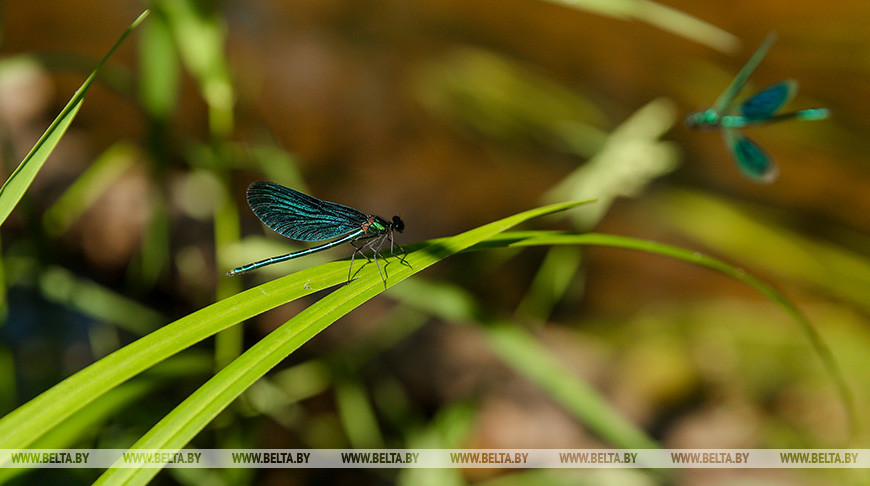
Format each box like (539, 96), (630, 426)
(392, 216), (404, 232)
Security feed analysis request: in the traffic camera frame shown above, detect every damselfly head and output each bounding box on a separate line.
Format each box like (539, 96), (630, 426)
(391, 216), (404, 232)
(685, 109), (719, 129)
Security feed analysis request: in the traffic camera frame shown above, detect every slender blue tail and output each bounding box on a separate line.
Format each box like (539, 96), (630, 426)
(227, 230), (363, 276)
(227, 252), (300, 276)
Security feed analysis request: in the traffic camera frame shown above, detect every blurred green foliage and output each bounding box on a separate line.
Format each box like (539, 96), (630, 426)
(0, 1), (867, 485)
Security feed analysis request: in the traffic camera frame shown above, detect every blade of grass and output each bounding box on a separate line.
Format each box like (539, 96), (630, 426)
(42, 142), (138, 236)
(92, 200), (590, 485)
(653, 188), (870, 312)
(483, 320), (661, 450)
(514, 246), (583, 321)
(0, 10), (150, 227)
(156, 0), (233, 136)
(0, 354), (211, 483)
(0, 260), (355, 460)
(0, 260), (351, 458)
(335, 376), (385, 449)
(0, 382), (153, 484)
(0, 200), (588, 470)
(389, 279), (662, 453)
(472, 231), (857, 434)
(398, 403), (476, 486)
(544, 0), (738, 53)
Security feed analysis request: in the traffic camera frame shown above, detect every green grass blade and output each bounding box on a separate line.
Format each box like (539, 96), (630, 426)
(389, 279), (663, 453)
(0, 382), (153, 484)
(0, 10), (150, 227)
(0, 261), (340, 459)
(42, 143), (137, 236)
(335, 377), (385, 448)
(156, 0), (234, 136)
(91, 200), (589, 485)
(654, 188), (870, 313)
(482, 320), (661, 450)
(0, 200), (587, 472)
(514, 245), (583, 321)
(473, 231), (856, 434)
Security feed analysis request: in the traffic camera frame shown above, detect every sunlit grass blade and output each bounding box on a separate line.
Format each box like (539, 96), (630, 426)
(138, 10), (180, 124)
(0, 382), (152, 484)
(546, 97), (679, 228)
(398, 403), (476, 486)
(91, 199), (589, 485)
(470, 230), (856, 434)
(483, 321), (663, 450)
(0, 262), (338, 460)
(0, 10), (150, 228)
(36, 264), (167, 336)
(0, 355), (210, 483)
(652, 188), (870, 319)
(0, 199), (588, 473)
(335, 377), (385, 448)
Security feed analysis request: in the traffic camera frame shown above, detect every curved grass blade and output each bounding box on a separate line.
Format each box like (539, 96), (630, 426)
(0, 259), (344, 462)
(0, 10), (150, 227)
(156, 0), (234, 136)
(92, 199), (590, 485)
(470, 231), (856, 434)
(0, 199), (588, 473)
(0, 355), (209, 483)
(723, 127), (778, 182)
(94, 226), (856, 486)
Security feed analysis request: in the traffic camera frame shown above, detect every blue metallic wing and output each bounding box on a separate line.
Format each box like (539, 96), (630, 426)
(246, 181), (368, 241)
(740, 80), (797, 120)
(723, 128), (779, 183)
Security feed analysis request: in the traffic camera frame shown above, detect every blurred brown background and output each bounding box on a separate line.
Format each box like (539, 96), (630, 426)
(0, 1), (868, 485)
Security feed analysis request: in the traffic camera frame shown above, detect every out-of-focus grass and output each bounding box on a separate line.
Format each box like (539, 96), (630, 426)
(412, 47), (610, 156)
(653, 187), (870, 313)
(0, 1), (866, 485)
(88, 201), (589, 485)
(398, 403), (477, 486)
(0, 11), (150, 227)
(42, 142), (138, 236)
(390, 277), (661, 451)
(0, 353), (212, 483)
(543, 0), (739, 53)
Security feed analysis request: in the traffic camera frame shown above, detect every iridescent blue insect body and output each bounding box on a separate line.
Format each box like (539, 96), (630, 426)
(686, 33), (829, 182)
(228, 181), (405, 284)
